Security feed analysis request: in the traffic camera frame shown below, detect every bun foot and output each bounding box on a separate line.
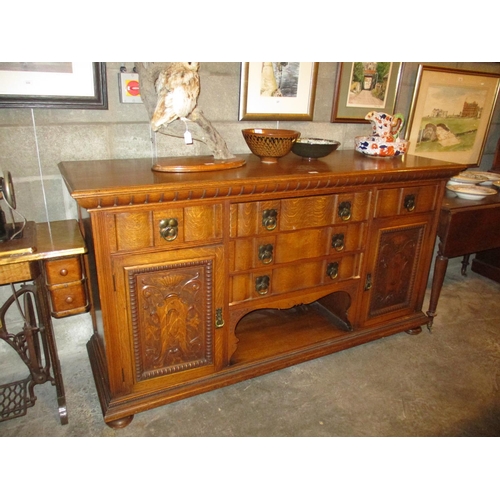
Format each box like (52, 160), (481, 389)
(106, 415), (134, 429)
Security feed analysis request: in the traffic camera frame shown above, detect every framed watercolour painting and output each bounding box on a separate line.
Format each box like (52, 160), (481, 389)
(331, 62), (402, 123)
(0, 62), (108, 109)
(406, 65), (500, 166)
(239, 62), (318, 120)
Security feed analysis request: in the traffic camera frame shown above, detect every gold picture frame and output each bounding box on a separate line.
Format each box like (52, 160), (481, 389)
(406, 65), (500, 166)
(239, 62), (318, 121)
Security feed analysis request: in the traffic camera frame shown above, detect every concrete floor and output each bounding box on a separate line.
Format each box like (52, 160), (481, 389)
(1, 257), (500, 437)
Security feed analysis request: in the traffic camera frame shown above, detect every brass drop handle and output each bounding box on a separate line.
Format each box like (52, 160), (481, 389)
(258, 244), (274, 264)
(327, 262), (339, 280)
(338, 201), (352, 221)
(404, 194), (416, 212)
(255, 275), (270, 295)
(215, 308), (224, 328)
(159, 218), (179, 241)
(365, 273), (372, 291)
(331, 233), (345, 252)
(262, 209), (278, 231)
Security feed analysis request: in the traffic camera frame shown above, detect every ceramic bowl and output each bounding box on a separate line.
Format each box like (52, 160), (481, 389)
(242, 128), (301, 163)
(355, 136), (408, 157)
(291, 138), (341, 160)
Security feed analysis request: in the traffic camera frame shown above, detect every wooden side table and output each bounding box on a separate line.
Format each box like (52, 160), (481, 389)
(0, 220), (88, 424)
(426, 191), (500, 327)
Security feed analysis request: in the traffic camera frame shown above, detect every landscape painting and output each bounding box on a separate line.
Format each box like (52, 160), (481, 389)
(406, 66), (500, 165)
(346, 62), (393, 109)
(331, 62), (402, 123)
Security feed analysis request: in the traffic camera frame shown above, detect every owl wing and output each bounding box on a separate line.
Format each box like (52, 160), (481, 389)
(151, 63), (200, 131)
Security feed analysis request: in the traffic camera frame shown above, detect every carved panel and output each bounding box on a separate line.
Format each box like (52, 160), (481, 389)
(369, 225), (424, 317)
(127, 259), (214, 381)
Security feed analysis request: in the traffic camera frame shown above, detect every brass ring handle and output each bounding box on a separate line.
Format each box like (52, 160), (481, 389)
(338, 201), (352, 221)
(258, 244), (274, 265)
(327, 262), (339, 280)
(255, 275), (270, 295)
(159, 218), (179, 241)
(331, 233), (345, 252)
(404, 194), (416, 212)
(262, 209), (278, 231)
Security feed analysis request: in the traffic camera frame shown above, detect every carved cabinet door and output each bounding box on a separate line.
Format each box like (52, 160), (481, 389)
(111, 245), (226, 395)
(359, 213), (435, 327)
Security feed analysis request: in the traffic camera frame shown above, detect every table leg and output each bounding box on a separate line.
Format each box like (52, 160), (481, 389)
(34, 268), (68, 424)
(426, 249), (449, 329)
(460, 254), (471, 276)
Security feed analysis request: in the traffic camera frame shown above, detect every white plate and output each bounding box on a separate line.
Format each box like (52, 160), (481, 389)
(446, 184), (497, 200)
(449, 172), (489, 184)
(478, 172), (500, 185)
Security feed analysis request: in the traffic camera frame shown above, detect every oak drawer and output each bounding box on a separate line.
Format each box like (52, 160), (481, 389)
(230, 254), (359, 303)
(229, 223), (367, 272)
(230, 192), (371, 237)
(48, 282), (89, 317)
(45, 256), (89, 317)
(45, 256), (82, 285)
(374, 184), (439, 218)
(107, 204), (223, 253)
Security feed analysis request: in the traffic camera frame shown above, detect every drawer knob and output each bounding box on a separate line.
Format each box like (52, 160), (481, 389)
(338, 201), (352, 221)
(262, 209), (278, 231)
(255, 275), (270, 295)
(59, 268), (68, 276)
(331, 233), (345, 252)
(65, 296), (74, 304)
(404, 194), (416, 212)
(327, 262), (339, 280)
(159, 218), (179, 241)
(258, 244), (274, 264)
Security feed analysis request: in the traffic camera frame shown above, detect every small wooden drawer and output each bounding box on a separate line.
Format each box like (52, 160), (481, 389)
(45, 256), (89, 318)
(45, 257), (82, 285)
(48, 282), (89, 317)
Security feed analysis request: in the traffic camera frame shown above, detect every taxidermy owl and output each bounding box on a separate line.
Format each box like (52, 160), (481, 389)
(151, 62), (200, 131)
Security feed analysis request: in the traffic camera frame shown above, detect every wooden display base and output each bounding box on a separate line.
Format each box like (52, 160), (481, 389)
(152, 155), (246, 173)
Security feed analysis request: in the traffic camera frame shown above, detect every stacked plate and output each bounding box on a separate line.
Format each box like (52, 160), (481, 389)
(446, 184), (497, 200)
(446, 171), (499, 200)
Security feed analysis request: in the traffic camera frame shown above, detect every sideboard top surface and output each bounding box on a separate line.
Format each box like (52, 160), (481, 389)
(59, 151), (464, 209)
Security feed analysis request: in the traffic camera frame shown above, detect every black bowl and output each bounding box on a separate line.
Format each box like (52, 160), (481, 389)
(291, 138), (341, 160)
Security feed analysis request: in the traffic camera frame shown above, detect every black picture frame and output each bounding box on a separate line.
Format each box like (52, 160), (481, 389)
(0, 62), (108, 109)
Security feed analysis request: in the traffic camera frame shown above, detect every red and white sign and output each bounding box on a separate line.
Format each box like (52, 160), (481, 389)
(119, 72), (142, 103)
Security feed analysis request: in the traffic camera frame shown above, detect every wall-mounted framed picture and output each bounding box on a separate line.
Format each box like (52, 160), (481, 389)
(239, 62), (318, 121)
(331, 62), (402, 123)
(0, 62), (108, 109)
(405, 65), (500, 166)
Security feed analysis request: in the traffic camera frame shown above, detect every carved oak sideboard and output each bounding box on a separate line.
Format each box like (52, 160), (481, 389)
(59, 151), (463, 428)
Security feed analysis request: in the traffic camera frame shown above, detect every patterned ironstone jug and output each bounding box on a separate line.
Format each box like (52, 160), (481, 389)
(365, 111), (404, 142)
